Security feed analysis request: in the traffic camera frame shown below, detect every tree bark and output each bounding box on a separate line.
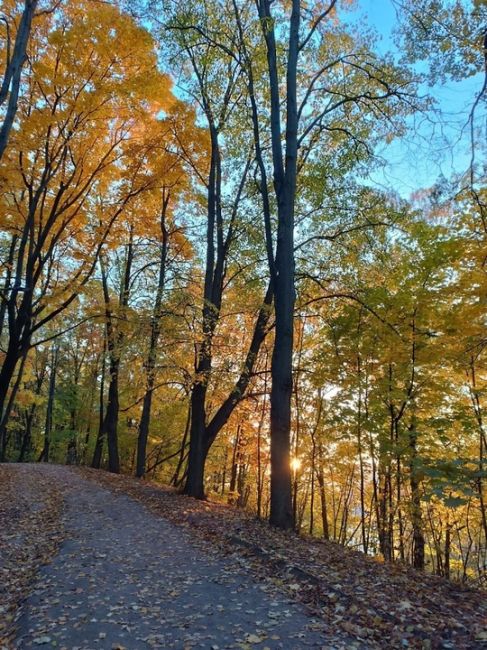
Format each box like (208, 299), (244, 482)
(38, 345), (58, 463)
(0, 351), (27, 461)
(136, 191), (170, 478)
(184, 383), (208, 498)
(100, 228), (134, 474)
(91, 338), (106, 469)
(183, 124), (223, 497)
(171, 401), (191, 486)
(256, 0), (300, 530)
(409, 414), (425, 569)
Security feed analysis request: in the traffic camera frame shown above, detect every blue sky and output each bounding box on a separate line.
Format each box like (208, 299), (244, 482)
(353, 0), (483, 198)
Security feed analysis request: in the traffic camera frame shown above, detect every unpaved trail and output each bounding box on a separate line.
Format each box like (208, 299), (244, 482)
(10, 465), (353, 649)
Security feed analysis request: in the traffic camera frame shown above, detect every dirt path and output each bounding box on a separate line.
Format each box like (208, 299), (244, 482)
(11, 465), (352, 649)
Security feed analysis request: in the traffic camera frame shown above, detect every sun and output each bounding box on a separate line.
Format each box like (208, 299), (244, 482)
(290, 457), (301, 472)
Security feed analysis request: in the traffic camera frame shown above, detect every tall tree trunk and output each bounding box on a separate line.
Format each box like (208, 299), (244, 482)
(467, 357), (487, 547)
(409, 413), (425, 569)
(136, 191), (170, 478)
(100, 228), (134, 474)
(316, 439), (330, 540)
(184, 384), (208, 498)
(317, 466), (330, 540)
(0, 341), (23, 457)
(378, 464), (392, 561)
(183, 125), (222, 498)
(18, 404), (34, 462)
(92, 338), (106, 469)
(256, 0), (300, 530)
(309, 448), (315, 536)
(444, 513), (451, 579)
(309, 390), (323, 537)
(38, 346), (58, 463)
(137, 384), (154, 478)
(66, 360), (81, 465)
(396, 443), (405, 562)
(356, 328), (368, 554)
(292, 318), (305, 528)
(256, 355), (269, 519)
(171, 400), (191, 486)
(171, 19), (266, 497)
(0, 350), (27, 461)
(269, 264), (295, 529)
(101, 255), (121, 474)
(104, 350), (120, 473)
(184, 281), (273, 496)
(229, 424), (241, 497)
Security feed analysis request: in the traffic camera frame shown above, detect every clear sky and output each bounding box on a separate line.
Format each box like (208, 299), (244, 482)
(353, 0), (483, 198)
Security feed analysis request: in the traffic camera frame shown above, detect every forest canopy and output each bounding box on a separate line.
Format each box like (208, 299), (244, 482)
(0, 0), (486, 584)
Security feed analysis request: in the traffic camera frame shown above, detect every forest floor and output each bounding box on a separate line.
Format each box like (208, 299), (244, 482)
(0, 464), (486, 650)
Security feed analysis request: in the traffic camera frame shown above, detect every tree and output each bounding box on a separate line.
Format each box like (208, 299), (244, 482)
(0, 0), (174, 458)
(154, 1), (275, 498)
(135, 107), (199, 477)
(236, 0), (417, 528)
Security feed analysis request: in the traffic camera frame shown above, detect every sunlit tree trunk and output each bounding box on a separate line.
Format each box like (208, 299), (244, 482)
(255, 0), (300, 530)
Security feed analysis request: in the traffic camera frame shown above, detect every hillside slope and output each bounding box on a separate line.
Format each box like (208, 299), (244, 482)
(0, 464), (485, 649)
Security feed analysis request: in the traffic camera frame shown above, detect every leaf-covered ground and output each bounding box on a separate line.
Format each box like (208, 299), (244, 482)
(0, 464), (64, 647)
(77, 467), (487, 650)
(1, 464), (486, 649)
(13, 465), (344, 649)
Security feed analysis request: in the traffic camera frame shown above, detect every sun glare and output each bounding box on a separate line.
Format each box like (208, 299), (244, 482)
(290, 457), (301, 472)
